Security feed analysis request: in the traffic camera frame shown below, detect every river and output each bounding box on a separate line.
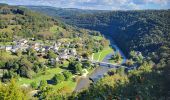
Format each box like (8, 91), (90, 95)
(74, 37), (127, 92)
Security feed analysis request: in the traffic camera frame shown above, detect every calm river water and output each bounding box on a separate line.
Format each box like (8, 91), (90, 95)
(74, 37), (127, 92)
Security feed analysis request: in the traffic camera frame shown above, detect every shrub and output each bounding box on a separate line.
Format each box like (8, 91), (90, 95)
(63, 71), (72, 81)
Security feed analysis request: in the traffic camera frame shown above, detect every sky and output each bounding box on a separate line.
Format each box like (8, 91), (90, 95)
(0, 0), (170, 10)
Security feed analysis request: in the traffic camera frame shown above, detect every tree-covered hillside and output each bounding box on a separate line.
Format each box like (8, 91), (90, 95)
(65, 10), (170, 99)
(0, 4), (59, 40)
(1, 4), (170, 99)
(25, 7), (170, 59)
(25, 7), (170, 99)
(65, 11), (170, 98)
(0, 4), (107, 42)
(0, 4), (111, 99)
(64, 10), (170, 55)
(26, 6), (108, 19)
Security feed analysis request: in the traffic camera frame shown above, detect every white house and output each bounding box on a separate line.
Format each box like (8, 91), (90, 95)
(5, 46), (12, 51)
(53, 43), (59, 52)
(55, 57), (59, 62)
(59, 53), (69, 60)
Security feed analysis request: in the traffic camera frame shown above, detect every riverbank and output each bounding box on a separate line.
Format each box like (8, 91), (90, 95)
(74, 67), (97, 92)
(105, 35), (127, 64)
(74, 36), (127, 92)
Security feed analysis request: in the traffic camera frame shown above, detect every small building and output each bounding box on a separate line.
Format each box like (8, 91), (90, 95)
(40, 47), (46, 52)
(55, 57), (59, 62)
(18, 39), (28, 46)
(32, 43), (40, 50)
(53, 43), (59, 52)
(57, 42), (61, 46)
(20, 39), (28, 44)
(59, 53), (69, 60)
(5, 45), (12, 51)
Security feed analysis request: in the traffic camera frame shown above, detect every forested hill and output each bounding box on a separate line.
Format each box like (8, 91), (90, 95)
(64, 10), (170, 99)
(24, 6), (170, 59)
(25, 8), (170, 96)
(26, 5), (108, 19)
(1, 4), (102, 42)
(64, 10), (170, 56)
(0, 4), (59, 39)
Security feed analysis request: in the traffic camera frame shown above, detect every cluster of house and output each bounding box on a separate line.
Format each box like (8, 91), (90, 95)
(0, 39), (77, 61)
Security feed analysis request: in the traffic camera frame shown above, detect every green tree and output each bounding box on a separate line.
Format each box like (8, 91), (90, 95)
(75, 62), (83, 74)
(63, 71), (72, 81)
(38, 80), (53, 99)
(108, 68), (116, 76)
(125, 59), (134, 66)
(39, 80), (47, 91)
(47, 50), (57, 59)
(116, 67), (125, 76)
(27, 48), (36, 56)
(68, 61), (83, 74)
(52, 73), (65, 85)
(0, 78), (27, 100)
(30, 81), (38, 89)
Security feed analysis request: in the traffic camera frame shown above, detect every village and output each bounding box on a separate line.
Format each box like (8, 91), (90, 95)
(0, 38), (80, 63)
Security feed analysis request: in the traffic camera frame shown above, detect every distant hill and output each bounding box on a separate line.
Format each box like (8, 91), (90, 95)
(0, 4), (58, 40)
(25, 5), (109, 19)
(0, 4), (103, 42)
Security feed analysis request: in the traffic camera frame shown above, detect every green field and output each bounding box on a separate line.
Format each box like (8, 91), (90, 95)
(52, 80), (76, 93)
(18, 68), (63, 85)
(18, 67), (76, 92)
(93, 36), (103, 41)
(93, 47), (113, 61)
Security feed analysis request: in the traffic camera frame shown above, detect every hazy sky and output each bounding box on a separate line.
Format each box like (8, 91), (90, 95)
(0, 0), (170, 10)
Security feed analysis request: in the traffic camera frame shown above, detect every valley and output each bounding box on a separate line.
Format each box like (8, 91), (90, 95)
(0, 3), (169, 100)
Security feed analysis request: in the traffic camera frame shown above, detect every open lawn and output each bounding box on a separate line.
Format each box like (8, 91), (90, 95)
(18, 68), (63, 85)
(18, 67), (76, 93)
(93, 47), (113, 61)
(93, 36), (103, 41)
(51, 80), (76, 93)
(93, 52), (100, 61)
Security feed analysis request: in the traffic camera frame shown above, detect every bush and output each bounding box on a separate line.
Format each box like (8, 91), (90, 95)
(63, 71), (72, 81)
(116, 67), (125, 76)
(52, 73), (65, 85)
(108, 68), (116, 76)
(30, 81), (38, 89)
